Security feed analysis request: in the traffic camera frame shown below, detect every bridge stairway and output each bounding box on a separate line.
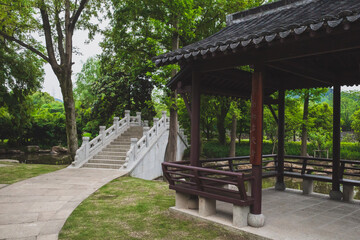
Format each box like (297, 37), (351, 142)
(82, 126), (143, 169)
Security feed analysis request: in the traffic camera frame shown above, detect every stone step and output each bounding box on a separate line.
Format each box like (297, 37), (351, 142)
(92, 155), (126, 160)
(88, 159), (126, 164)
(106, 146), (130, 151)
(97, 151), (126, 156)
(82, 163), (122, 169)
(101, 148), (127, 153)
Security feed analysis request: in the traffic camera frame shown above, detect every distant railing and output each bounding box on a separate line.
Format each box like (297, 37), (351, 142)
(71, 110), (142, 167)
(123, 111), (170, 169)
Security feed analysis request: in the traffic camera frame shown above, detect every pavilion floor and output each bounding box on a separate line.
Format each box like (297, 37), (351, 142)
(170, 188), (360, 240)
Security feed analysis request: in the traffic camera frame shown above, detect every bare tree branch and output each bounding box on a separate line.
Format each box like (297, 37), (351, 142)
(55, 7), (65, 65)
(39, 5), (59, 69)
(69, 0), (88, 33)
(0, 30), (50, 62)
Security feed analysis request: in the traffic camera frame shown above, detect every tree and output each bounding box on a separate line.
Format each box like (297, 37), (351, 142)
(288, 88), (328, 156)
(351, 109), (360, 143)
(0, 0), (103, 158)
(0, 38), (44, 145)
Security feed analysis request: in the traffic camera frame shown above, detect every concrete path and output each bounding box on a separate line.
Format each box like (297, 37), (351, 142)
(0, 168), (127, 240)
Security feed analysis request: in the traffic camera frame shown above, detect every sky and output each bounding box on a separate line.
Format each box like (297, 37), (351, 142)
(41, 28), (104, 100)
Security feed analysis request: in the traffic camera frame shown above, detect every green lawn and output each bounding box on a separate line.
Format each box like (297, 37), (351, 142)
(59, 177), (249, 240)
(0, 162), (65, 184)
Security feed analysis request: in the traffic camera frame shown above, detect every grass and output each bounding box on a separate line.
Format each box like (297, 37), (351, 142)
(59, 177), (249, 240)
(0, 162), (65, 184)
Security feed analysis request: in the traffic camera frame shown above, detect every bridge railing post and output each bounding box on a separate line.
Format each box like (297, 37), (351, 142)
(99, 126), (106, 145)
(113, 117), (119, 134)
(143, 127), (150, 147)
(125, 110), (130, 125)
(136, 112), (141, 126)
(153, 118), (159, 136)
(143, 120), (149, 127)
(131, 138), (138, 161)
(83, 137), (90, 160)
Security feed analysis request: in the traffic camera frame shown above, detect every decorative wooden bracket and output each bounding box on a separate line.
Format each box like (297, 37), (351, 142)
(177, 81), (192, 118)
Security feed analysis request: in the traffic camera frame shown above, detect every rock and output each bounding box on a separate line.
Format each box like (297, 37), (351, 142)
(26, 145), (40, 153)
(51, 146), (68, 154)
(0, 159), (19, 163)
(38, 149), (51, 154)
(7, 149), (24, 154)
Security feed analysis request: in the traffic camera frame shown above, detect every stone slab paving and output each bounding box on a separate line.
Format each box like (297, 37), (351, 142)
(171, 188), (360, 240)
(0, 168), (127, 240)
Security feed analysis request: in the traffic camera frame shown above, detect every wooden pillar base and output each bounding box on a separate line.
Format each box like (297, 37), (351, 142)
(329, 190), (343, 201)
(275, 182), (286, 191)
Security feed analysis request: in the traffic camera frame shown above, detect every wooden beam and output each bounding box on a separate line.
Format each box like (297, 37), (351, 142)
(250, 67), (263, 215)
(267, 62), (335, 85)
(190, 71), (201, 167)
(332, 84), (341, 193)
(276, 89), (285, 188)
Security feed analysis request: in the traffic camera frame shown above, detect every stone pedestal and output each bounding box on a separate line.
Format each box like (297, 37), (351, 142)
(247, 213), (265, 228)
(199, 197), (216, 217)
(233, 205), (249, 228)
(188, 195), (199, 209)
(175, 192), (190, 209)
(343, 185), (354, 202)
(303, 179), (313, 195)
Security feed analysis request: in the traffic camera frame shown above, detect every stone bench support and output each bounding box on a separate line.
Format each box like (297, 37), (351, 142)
(175, 192), (199, 209)
(199, 196), (216, 217)
(303, 179), (313, 195)
(343, 185), (354, 202)
(233, 205), (249, 228)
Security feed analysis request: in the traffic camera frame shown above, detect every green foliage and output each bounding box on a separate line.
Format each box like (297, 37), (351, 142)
(198, 140), (360, 160)
(351, 109), (360, 142)
(29, 93), (67, 148)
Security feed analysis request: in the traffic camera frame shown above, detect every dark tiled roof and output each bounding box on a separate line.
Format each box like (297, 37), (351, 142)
(153, 0), (360, 66)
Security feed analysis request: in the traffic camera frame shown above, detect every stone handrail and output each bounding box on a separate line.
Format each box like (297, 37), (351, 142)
(71, 110), (141, 167)
(123, 111), (170, 170)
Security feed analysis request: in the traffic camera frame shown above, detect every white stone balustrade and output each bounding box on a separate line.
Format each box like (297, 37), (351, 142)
(71, 110), (142, 168)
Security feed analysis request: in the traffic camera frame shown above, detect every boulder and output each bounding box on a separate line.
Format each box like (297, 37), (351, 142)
(51, 146), (68, 154)
(7, 149), (24, 154)
(26, 145), (40, 153)
(38, 149), (51, 154)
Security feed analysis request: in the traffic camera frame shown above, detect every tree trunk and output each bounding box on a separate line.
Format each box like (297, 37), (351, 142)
(229, 114), (237, 157)
(58, 72), (78, 159)
(216, 98), (230, 145)
(301, 91), (310, 156)
(164, 19), (179, 162)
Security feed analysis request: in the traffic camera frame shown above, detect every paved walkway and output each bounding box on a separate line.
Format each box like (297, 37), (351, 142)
(171, 188), (360, 240)
(0, 168), (127, 240)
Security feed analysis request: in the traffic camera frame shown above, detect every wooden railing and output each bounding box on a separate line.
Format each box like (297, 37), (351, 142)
(170, 154), (360, 186)
(162, 162), (254, 206)
(282, 155), (360, 186)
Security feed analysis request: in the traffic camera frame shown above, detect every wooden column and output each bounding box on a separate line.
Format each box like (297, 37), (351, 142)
(190, 71), (201, 167)
(250, 69), (263, 214)
(276, 88), (286, 190)
(331, 84), (341, 199)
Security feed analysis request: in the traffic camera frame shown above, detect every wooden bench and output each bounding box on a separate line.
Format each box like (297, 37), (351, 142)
(162, 162), (254, 206)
